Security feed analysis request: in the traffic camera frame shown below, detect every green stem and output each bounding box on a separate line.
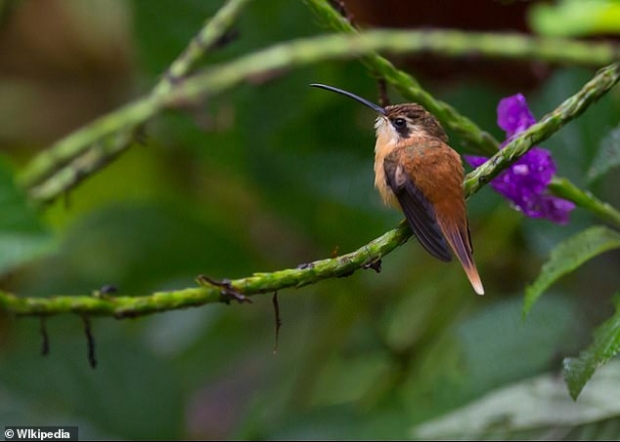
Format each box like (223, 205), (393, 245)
(153, 31), (620, 105)
(306, 0), (620, 229)
(20, 28), (620, 196)
(18, 0), (252, 193)
(549, 177), (620, 228)
(0, 223), (410, 318)
(5, 63), (620, 318)
(19, 97), (158, 191)
(464, 63), (620, 202)
(153, 0), (253, 96)
(27, 128), (142, 204)
(304, 0), (495, 155)
(20, 30), (620, 224)
(304, 0), (618, 154)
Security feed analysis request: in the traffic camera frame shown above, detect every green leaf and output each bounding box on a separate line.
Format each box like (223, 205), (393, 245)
(411, 360), (620, 440)
(523, 226), (620, 316)
(568, 417), (620, 440)
(563, 294), (620, 400)
(0, 156), (54, 273)
(459, 296), (576, 393)
(588, 125), (620, 183)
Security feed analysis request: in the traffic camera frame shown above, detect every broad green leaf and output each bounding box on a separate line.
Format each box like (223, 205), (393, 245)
(529, 0), (620, 37)
(524, 226), (620, 316)
(399, 296), (577, 429)
(568, 418), (620, 440)
(588, 125), (620, 183)
(411, 360), (620, 440)
(563, 294), (620, 400)
(0, 156), (54, 273)
(459, 296), (575, 393)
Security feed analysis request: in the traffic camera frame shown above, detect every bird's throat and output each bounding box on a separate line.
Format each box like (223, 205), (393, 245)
(374, 120), (399, 208)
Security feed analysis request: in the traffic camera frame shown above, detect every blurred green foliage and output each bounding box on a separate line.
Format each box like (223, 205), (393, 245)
(0, 0), (619, 439)
(0, 158), (54, 273)
(529, 0), (620, 37)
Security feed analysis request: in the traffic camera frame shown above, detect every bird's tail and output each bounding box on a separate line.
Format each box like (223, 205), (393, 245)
(439, 222), (484, 295)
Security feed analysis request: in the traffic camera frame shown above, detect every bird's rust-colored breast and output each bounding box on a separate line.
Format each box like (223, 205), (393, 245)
(374, 133), (465, 211)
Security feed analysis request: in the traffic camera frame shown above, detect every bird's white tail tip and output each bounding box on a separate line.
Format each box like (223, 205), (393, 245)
(473, 282), (485, 296)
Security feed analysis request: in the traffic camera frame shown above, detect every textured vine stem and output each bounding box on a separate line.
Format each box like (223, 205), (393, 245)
(22, 98), (158, 204)
(0, 223), (411, 318)
(464, 63), (620, 201)
(2, 62), (620, 318)
(548, 178), (620, 228)
(305, 0), (620, 227)
(304, 0), (498, 155)
(306, 0), (620, 227)
(18, 0), (253, 193)
(153, 0), (253, 96)
(21, 29), (620, 203)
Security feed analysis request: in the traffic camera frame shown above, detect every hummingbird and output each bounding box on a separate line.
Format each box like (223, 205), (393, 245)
(311, 83), (484, 295)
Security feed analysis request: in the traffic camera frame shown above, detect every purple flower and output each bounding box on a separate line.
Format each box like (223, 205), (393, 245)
(466, 94), (575, 224)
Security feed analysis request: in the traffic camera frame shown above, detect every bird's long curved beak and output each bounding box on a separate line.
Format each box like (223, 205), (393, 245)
(310, 83), (386, 115)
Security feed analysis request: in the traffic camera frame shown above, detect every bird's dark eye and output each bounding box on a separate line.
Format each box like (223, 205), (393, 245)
(392, 118), (406, 128)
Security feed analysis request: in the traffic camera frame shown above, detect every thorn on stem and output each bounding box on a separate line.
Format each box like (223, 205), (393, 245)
(40, 316), (50, 357)
(93, 284), (118, 299)
(213, 28), (239, 50)
(272, 292), (282, 355)
(328, 0), (355, 25)
(100, 284), (118, 295)
(363, 259), (382, 273)
(82, 316), (97, 369)
(164, 70), (183, 87)
(196, 275), (252, 304)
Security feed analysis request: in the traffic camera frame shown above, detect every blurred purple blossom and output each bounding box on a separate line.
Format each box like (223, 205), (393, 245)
(466, 94), (575, 224)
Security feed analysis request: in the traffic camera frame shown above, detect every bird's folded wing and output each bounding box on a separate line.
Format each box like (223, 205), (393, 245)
(384, 155), (452, 262)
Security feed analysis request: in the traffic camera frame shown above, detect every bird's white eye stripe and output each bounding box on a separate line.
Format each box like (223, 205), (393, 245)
(374, 116), (388, 130)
